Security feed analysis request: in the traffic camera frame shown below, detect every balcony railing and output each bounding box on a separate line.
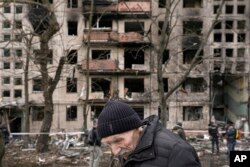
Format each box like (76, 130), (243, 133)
(118, 1), (151, 12)
(81, 59), (118, 70)
(84, 31), (145, 43)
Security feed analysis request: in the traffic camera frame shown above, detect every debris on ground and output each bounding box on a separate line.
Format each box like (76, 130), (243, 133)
(2, 134), (250, 166)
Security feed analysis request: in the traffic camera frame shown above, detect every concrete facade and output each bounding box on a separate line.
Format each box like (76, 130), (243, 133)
(0, 0), (249, 134)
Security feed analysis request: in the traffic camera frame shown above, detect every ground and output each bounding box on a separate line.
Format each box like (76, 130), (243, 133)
(2, 140), (112, 167)
(2, 137), (250, 167)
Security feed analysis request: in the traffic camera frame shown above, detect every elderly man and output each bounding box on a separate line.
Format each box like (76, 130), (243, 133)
(97, 101), (201, 167)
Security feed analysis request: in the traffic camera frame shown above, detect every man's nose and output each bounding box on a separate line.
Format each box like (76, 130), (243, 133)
(111, 144), (121, 156)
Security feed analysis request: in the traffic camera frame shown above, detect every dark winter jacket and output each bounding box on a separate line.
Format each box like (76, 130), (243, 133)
(120, 115), (201, 167)
(226, 128), (236, 143)
(208, 124), (219, 139)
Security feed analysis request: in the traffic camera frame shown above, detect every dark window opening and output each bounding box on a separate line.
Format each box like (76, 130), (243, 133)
(4, 34), (11, 41)
(14, 89), (22, 98)
(183, 49), (203, 64)
(125, 22), (144, 35)
(33, 78), (43, 91)
(213, 21), (221, 29)
(238, 33), (245, 42)
(236, 62), (245, 72)
(66, 105), (77, 121)
(91, 106), (103, 120)
(68, 0), (78, 8)
(159, 0), (166, 8)
(237, 20), (245, 29)
(163, 78), (168, 92)
(16, 49), (22, 57)
(132, 107), (144, 120)
(15, 34), (22, 42)
(4, 49), (10, 57)
(213, 5), (219, 14)
(183, 0), (202, 8)
(92, 50), (110, 59)
(225, 5), (233, 14)
(92, 16), (112, 29)
(237, 48), (245, 57)
(225, 20), (233, 29)
(3, 62), (10, 69)
(124, 78), (144, 95)
(183, 77), (206, 93)
(15, 62), (23, 69)
(4, 6), (11, 13)
(226, 48), (233, 57)
(67, 50), (78, 64)
(47, 50), (53, 64)
(3, 21), (11, 28)
(124, 49), (145, 69)
(214, 61), (221, 72)
(162, 49), (169, 64)
(183, 21), (202, 35)
(32, 106), (44, 121)
(14, 20), (22, 29)
(68, 21), (78, 35)
(14, 77), (22, 85)
(2, 90), (10, 97)
(183, 106), (203, 121)
(237, 5), (245, 14)
(2, 77), (10, 84)
(214, 48), (222, 57)
(225, 33), (233, 42)
(67, 78), (77, 93)
(91, 78), (111, 98)
(15, 6), (23, 13)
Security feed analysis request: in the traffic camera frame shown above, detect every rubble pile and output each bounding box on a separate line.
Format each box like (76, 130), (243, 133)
(2, 134), (111, 167)
(2, 134), (250, 167)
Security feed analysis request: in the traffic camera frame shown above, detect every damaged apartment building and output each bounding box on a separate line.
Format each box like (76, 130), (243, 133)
(0, 0), (249, 134)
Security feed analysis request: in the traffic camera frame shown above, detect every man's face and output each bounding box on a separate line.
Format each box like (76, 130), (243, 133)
(101, 128), (141, 158)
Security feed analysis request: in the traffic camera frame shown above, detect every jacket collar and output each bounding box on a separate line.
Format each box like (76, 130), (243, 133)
(123, 115), (160, 165)
(134, 115), (159, 153)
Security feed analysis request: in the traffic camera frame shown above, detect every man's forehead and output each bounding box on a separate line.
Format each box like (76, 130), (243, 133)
(101, 129), (137, 143)
(102, 132), (129, 143)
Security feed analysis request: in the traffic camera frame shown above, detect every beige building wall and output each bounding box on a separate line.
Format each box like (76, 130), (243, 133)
(1, 0), (250, 133)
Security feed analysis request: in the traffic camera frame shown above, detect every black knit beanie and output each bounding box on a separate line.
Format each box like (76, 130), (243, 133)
(97, 101), (142, 139)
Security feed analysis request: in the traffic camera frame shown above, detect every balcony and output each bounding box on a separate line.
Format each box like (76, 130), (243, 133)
(83, 31), (148, 45)
(82, 0), (151, 17)
(78, 59), (150, 75)
(118, 1), (151, 13)
(81, 59), (118, 70)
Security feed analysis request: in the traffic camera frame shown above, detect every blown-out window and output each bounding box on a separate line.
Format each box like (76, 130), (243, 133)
(66, 105), (77, 121)
(183, 106), (203, 121)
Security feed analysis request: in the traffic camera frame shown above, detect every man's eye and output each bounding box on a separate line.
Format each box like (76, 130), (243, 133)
(113, 139), (122, 144)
